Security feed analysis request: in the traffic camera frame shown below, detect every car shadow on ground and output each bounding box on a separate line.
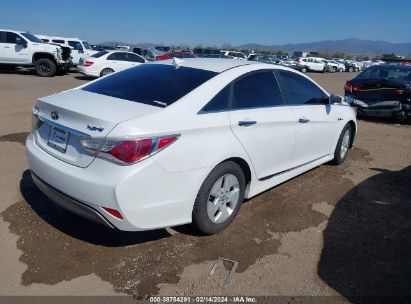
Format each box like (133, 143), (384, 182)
(318, 165), (411, 301)
(74, 75), (95, 81)
(0, 67), (36, 76)
(20, 170), (172, 247)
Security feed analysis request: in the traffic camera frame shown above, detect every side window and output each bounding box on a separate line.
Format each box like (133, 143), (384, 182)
(52, 39), (65, 44)
(116, 53), (128, 61)
(231, 71), (283, 110)
(42, 39), (49, 42)
(68, 41), (82, 51)
(278, 71), (328, 105)
(107, 53), (127, 60)
(201, 86), (230, 113)
(0, 31), (6, 43)
(5, 32), (21, 44)
(126, 53), (145, 63)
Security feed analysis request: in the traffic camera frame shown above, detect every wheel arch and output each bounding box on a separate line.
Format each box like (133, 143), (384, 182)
(32, 52), (56, 63)
(218, 157), (252, 187)
(347, 120), (357, 148)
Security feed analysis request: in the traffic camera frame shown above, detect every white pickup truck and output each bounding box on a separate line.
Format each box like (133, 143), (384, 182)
(0, 29), (72, 77)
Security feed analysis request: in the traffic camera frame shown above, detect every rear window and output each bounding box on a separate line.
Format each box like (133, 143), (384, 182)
(91, 51), (108, 58)
(82, 64), (217, 107)
(360, 66), (411, 81)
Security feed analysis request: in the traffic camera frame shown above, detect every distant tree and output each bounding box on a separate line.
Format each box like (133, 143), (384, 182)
(333, 52), (346, 59)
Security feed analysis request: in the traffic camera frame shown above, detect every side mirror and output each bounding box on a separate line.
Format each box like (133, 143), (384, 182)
(329, 94), (343, 104)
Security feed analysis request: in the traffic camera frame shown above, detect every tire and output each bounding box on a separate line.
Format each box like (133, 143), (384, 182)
(301, 67), (307, 73)
(355, 67), (360, 72)
(34, 58), (56, 77)
(192, 161), (246, 235)
(331, 124), (352, 165)
(339, 68), (343, 72)
(100, 68), (114, 77)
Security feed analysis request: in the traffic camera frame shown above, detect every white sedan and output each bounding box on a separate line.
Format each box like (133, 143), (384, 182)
(77, 50), (147, 77)
(27, 59), (357, 235)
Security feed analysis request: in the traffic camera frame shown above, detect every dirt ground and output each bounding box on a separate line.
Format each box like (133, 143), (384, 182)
(0, 69), (410, 303)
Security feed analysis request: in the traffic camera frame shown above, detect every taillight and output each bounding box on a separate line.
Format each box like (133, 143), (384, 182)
(395, 89), (404, 95)
(109, 139), (152, 163)
(80, 135), (179, 165)
(344, 81), (353, 93)
(84, 60), (94, 67)
(102, 207), (123, 220)
(353, 84), (362, 92)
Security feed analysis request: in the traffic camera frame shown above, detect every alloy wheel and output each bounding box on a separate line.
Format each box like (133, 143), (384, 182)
(207, 174), (240, 224)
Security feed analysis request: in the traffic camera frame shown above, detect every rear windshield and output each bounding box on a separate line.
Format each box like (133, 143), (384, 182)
(360, 66), (411, 81)
(91, 51), (108, 58)
(82, 64), (217, 107)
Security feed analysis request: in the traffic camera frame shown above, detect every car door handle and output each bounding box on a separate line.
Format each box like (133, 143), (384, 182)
(238, 120), (257, 127)
(4, 46), (10, 48)
(298, 118), (310, 123)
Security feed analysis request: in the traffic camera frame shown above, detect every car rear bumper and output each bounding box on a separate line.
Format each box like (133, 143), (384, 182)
(31, 172), (116, 229)
(26, 134), (206, 231)
(77, 66), (99, 77)
(345, 95), (410, 118)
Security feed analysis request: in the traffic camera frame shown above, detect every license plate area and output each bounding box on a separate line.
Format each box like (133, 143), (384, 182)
(47, 126), (69, 153)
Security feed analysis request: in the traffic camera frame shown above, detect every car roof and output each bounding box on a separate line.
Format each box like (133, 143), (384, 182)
(367, 64), (411, 70)
(152, 58), (259, 73)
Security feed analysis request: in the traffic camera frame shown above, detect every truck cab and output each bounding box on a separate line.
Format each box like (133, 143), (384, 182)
(0, 29), (72, 76)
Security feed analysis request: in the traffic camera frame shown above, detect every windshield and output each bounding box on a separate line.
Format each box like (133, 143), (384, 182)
(82, 41), (92, 49)
(20, 33), (44, 43)
(82, 64), (217, 107)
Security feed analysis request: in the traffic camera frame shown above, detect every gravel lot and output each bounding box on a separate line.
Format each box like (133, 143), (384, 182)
(0, 69), (410, 302)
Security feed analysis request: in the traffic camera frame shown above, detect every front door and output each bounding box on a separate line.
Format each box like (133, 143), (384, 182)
(228, 70), (296, 179)
(276, 70), (340, 167)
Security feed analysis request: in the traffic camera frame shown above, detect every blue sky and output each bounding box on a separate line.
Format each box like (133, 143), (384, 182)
(1, 0), (410, 46)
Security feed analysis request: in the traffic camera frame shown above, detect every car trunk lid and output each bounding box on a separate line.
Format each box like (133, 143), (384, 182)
(349, 78), (410, 108)
(33, 89), (161, 168)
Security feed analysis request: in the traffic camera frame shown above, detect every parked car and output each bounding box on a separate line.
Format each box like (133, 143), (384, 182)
(132, 47), (165, 61)
(156, 51), (197, 61)
(193, 48), (221, 57)
(202, 54), (230, 58)
(322, 59), (345, 72)
(278, 58), (309, 73)
(345, 64), (411, 122)
(77, 50), (147, 77)
(154, 46), (171, 53)
(248, 54), (280, 64)
(221, 51), (247, 60)
(345, 60), (361, 72)
(0, 29), (72, 77)
(36, 35), (97, 66)
(27, 58), (357, 234)
(295, 57), (326, 72)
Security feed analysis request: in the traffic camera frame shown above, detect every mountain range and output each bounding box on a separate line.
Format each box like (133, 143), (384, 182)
(100, 38), (411, 56)
(236, 39), (411, 56)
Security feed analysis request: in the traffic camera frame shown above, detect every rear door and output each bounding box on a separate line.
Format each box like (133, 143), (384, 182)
(276, 70), (340, 167)
(106, 52), (130, 71)
(125, 53), (145, 67)
(228, 70), (296, 179)
(67, 40), (83, 65)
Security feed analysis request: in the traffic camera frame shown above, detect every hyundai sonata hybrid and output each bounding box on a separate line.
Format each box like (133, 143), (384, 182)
(27, 58), (357, 234)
